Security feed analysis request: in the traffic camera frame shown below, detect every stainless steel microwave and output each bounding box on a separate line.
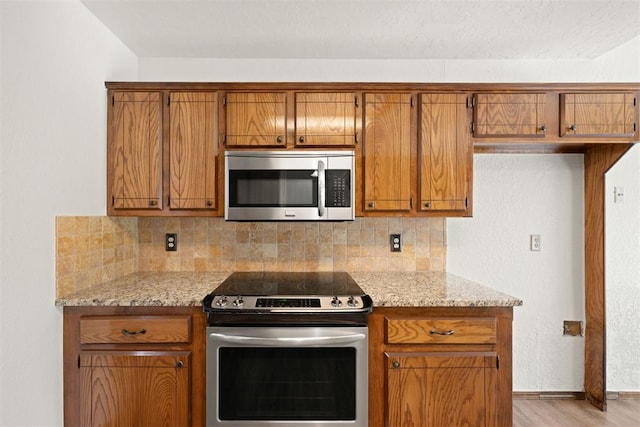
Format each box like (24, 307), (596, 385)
(225, 150), (355, 221)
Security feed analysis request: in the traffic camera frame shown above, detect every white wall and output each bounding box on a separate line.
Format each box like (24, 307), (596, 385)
(138, 36), (640, 83)
(0, 1), (137, 426)
(138, 35), (640, 393)
(606, 144), (640, 391)
(448, 154), (586, 391)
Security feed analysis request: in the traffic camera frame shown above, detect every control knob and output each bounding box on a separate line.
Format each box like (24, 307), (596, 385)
(347, 296), (359, 307)
(215, 296), (228, 307)
(233, 296), (244, 307)
(331, 296), (343, 307)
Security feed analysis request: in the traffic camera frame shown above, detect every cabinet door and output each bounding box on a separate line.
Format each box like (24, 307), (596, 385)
(223, 92), (287, 147)
(295, 92), (358, 146)
(473, 93), (547, 137)
(363, 93), (413, 212)
(169, 92), (218, 210)
(79, 352), (190, 427)
(420, 94), (472, 213)
(560, 93), (637, 138)
(386, 352), (497, 427)
(109, 91), (162, 210)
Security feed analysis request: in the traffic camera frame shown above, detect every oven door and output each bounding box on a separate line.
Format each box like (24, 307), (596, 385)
(207, 326), (368, 427)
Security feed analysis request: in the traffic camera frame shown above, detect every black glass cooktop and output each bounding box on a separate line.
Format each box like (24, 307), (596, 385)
(211, 271), (365, 296)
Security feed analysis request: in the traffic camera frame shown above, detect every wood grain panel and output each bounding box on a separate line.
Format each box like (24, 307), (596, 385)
(363, 93), (413, 211)
(80, 352), (189, 427)
(169, 92), (217, 209)
(420, 93), (471, 213)
(224, 92), (287, 146)
(584, 143), (634, 411)
(295, 92), (357, 146)
(111, 91), (162, 209)
(386, 317), (497, 344)
(386, 352), (497, 426)
(474, 93), (546, 137)
(561, 93), (637, 137)
(80, 315), (191, 344)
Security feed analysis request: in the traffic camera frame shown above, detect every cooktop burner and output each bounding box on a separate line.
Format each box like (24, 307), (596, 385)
(211, 271), (364, 296)
(202, 272), (372, 325)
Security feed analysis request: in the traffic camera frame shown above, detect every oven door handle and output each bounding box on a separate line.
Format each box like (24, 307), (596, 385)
(209, 332), (366, 346)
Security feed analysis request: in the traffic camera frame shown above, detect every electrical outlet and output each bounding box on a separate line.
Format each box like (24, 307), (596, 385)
(614, 186), (625, 203)
(390, 234), (401, 252)
(166, 233), (177, 251)
(530, 234), (541, 251)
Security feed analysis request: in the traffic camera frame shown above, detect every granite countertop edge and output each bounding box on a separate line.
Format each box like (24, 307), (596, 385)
(55, 271), (523, 308)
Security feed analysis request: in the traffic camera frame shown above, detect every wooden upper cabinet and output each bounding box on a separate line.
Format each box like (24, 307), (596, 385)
(295, 92), (359, 146)
(420, 94), (472, 214)
(363, 93), (413, 212)
(560, 93), (637, 138)
(473, 93), (547, 137)
(109, 91), (162, 210)
(223, 92), (287, 147)
(169, 92), (218, 210)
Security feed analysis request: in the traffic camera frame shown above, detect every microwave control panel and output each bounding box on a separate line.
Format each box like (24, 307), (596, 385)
(325, 170), (351, 207)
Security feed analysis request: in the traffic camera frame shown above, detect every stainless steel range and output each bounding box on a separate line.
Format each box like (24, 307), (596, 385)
(202, 272), (372, 427)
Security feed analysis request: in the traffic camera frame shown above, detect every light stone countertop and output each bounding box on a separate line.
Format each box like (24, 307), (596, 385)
(55, 271), (522, 308)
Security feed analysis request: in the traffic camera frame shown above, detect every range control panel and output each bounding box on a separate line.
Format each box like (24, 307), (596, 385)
(208, 295), (368, 312)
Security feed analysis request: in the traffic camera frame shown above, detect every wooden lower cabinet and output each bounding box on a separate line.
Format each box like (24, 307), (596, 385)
(369, 307), (514, 427)
(63, 306), (206, 427)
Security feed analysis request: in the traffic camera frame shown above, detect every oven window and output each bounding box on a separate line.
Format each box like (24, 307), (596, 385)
(218, 347), (356, 421)
(228, 170), (318, 207)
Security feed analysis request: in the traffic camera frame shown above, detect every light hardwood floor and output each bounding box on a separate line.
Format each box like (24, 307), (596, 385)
(514, 399), (640, 426)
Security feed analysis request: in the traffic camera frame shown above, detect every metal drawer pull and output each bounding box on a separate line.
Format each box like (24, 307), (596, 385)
(121, 328), (147, 336)
(429, 329), (454, 336)
(176, 360), (184, 368)
(392, 361), (400, 369)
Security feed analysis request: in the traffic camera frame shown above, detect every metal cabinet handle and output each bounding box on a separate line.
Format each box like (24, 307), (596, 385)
(121, 328), (147, 336)
(299, 136), (305, 143)
(206, 200), (212, 207)
(368, 202), (374, 208)
(569, 124), (577, 132)
(429, 329), (454, 336)
(276, 135), (283, 143)
(176, 360), (184, 368)
(425, 202), (431, 209)
(149, 200), (157, 207)
(392, 360), (400, 369)
(540, 124), (547, 133)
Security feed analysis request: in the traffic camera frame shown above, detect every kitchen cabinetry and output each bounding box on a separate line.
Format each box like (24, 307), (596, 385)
(108, 91), (163, 210)
(419, 93), (472, 215)
(294, 92), (359, 147)
(369, 307), (514, 427)
(169, 92), (218, 210)
(107, 90), (221, 216)
(222, 92), (287, 147)
(560, 92), (637, 138)
(363, 93), (414, 213)
(63, 306), (206, 427)
(473, 93), (547, 138)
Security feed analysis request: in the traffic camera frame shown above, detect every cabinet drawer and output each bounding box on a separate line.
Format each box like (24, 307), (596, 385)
(386, 317), (496, 345)
(80, 315), (191, 344)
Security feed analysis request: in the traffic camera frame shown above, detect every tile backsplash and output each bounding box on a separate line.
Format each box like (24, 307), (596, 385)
(56, 216), (137, 298)
(56, 216), (446, 296)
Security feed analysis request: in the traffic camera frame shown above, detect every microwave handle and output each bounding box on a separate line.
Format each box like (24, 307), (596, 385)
(318, 160), (325, 217)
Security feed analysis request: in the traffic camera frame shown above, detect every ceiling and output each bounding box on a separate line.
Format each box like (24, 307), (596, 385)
(81, 0), (640, 60)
